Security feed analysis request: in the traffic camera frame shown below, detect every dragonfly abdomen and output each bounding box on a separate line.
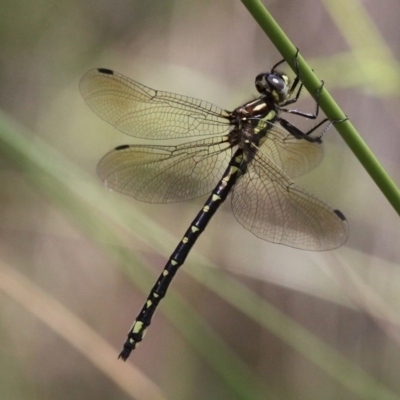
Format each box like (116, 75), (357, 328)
(118, 149), (244, 360)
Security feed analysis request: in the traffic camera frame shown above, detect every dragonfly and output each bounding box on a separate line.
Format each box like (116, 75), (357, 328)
(80, 54), (349, 361)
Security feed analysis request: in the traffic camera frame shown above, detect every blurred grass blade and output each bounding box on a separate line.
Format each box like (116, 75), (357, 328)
(322, 0), (399, 96)
(192, 261), (400, 400)
(0, 259), (167, 400)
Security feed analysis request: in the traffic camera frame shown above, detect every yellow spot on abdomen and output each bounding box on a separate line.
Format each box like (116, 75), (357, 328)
(132, 321), (144, 334)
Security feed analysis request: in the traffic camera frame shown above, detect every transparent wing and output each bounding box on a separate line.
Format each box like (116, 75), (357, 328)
(80, 69), (231, 140)
(97, 137), (232, 203)
(252, 119), (324, 179)
(231, 144), (348, 250)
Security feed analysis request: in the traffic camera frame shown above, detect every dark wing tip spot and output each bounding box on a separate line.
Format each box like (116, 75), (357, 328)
(333, 209), (346, 221)
(97, 68), (114, 75)
(115, 144), (130, 151)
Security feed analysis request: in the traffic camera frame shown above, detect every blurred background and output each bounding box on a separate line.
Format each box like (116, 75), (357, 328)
(1, 0), (400, 399)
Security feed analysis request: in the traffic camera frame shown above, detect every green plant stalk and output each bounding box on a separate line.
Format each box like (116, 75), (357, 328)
(241, 0), (400, 217)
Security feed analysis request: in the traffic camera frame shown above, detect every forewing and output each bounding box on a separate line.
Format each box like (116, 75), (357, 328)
(231, 145), (348, 250)
(80, 69), (231, 140)
(97, 137), (232, 203)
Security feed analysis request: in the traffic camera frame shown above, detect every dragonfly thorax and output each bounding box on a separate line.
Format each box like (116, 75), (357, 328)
(228, 97), (278, 151)
(233, 96), (279, 123)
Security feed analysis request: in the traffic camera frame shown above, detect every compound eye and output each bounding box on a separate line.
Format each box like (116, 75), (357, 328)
(267, 74), (285, 91)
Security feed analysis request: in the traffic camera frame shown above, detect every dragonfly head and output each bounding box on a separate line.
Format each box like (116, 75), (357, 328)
(255, 72), (290, 104)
